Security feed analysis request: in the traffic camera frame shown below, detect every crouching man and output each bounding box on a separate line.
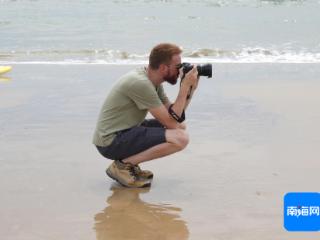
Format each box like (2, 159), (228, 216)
(93, 43), (198, 188)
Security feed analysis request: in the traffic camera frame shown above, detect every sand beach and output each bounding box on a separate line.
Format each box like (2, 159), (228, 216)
(0, 63), (320, 239)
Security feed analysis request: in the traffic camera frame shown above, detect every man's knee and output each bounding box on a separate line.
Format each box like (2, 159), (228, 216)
(177, 129), (189, 149)
(166, 129), (189, 150)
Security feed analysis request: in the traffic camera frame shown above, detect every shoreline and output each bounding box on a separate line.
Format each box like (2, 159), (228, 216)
(2, 61), (320, 65)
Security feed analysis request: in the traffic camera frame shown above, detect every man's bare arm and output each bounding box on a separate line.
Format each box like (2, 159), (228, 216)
(149, 105), (185, 129)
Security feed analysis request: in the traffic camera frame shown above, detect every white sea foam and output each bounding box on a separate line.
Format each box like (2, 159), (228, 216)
(1, 47), (320, 64)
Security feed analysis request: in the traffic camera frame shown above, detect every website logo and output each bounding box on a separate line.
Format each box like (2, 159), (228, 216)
(284, 192), (320, 231)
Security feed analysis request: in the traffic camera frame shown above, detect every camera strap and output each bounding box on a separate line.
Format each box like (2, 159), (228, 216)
(186, 86), (193, 100)
(168, 104), (185, 123)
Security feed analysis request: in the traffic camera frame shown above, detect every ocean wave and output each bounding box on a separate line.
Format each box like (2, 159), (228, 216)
(1, 47), (320, 64)
(184, 47), (320, 63)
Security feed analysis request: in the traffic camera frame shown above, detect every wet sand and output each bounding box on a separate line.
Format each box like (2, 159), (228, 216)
(0, 63), (320, 239)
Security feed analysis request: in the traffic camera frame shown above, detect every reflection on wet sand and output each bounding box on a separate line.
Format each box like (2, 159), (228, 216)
(94, 184), (189, 240)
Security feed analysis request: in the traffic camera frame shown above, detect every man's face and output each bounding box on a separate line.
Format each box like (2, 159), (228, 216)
(163, 55), (182, 85)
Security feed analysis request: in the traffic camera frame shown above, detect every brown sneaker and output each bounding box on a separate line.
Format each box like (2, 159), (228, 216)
(133, 165), (154, 180)
(106, 161), (151, 188)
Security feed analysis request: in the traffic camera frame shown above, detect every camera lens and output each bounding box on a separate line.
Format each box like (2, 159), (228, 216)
(181, 62), (212, 78)
(197, 64), (212, 78)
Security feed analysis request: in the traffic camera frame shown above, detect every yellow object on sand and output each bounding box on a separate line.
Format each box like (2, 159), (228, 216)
(0, 77), (11, 82)
(0, 66), (12, 75)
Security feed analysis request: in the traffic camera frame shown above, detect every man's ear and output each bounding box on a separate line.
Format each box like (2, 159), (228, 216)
(159, 64), (167, 74)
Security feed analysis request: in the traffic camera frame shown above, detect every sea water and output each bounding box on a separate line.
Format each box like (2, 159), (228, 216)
(0, 0), (320, 64)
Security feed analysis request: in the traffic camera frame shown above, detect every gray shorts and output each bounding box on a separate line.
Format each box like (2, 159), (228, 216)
(96, 119), (166, 160)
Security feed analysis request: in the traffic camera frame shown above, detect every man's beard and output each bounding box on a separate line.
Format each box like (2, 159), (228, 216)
(164, 72), (179, 85)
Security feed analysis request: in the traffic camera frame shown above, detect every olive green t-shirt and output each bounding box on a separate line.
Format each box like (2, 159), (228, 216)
(93, 67), (169, 147)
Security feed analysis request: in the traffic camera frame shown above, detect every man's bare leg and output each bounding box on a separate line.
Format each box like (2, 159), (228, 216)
(122, 129), (189, 165)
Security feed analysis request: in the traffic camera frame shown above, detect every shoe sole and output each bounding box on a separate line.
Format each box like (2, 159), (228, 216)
(106, 169), (151, 188)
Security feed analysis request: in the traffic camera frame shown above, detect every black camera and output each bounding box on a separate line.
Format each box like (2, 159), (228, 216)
(181, 62), (212, 78)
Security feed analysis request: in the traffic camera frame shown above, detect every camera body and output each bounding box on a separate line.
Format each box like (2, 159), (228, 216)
(181, 62), (212, 78)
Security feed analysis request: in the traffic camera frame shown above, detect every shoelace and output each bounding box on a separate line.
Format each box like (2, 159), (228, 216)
(133, 165), (141, 174)
(124, 164), (138, 180)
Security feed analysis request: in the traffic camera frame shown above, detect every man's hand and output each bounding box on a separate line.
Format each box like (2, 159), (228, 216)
(180, 65), (199, 110)
(181, 65), (198, 91)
